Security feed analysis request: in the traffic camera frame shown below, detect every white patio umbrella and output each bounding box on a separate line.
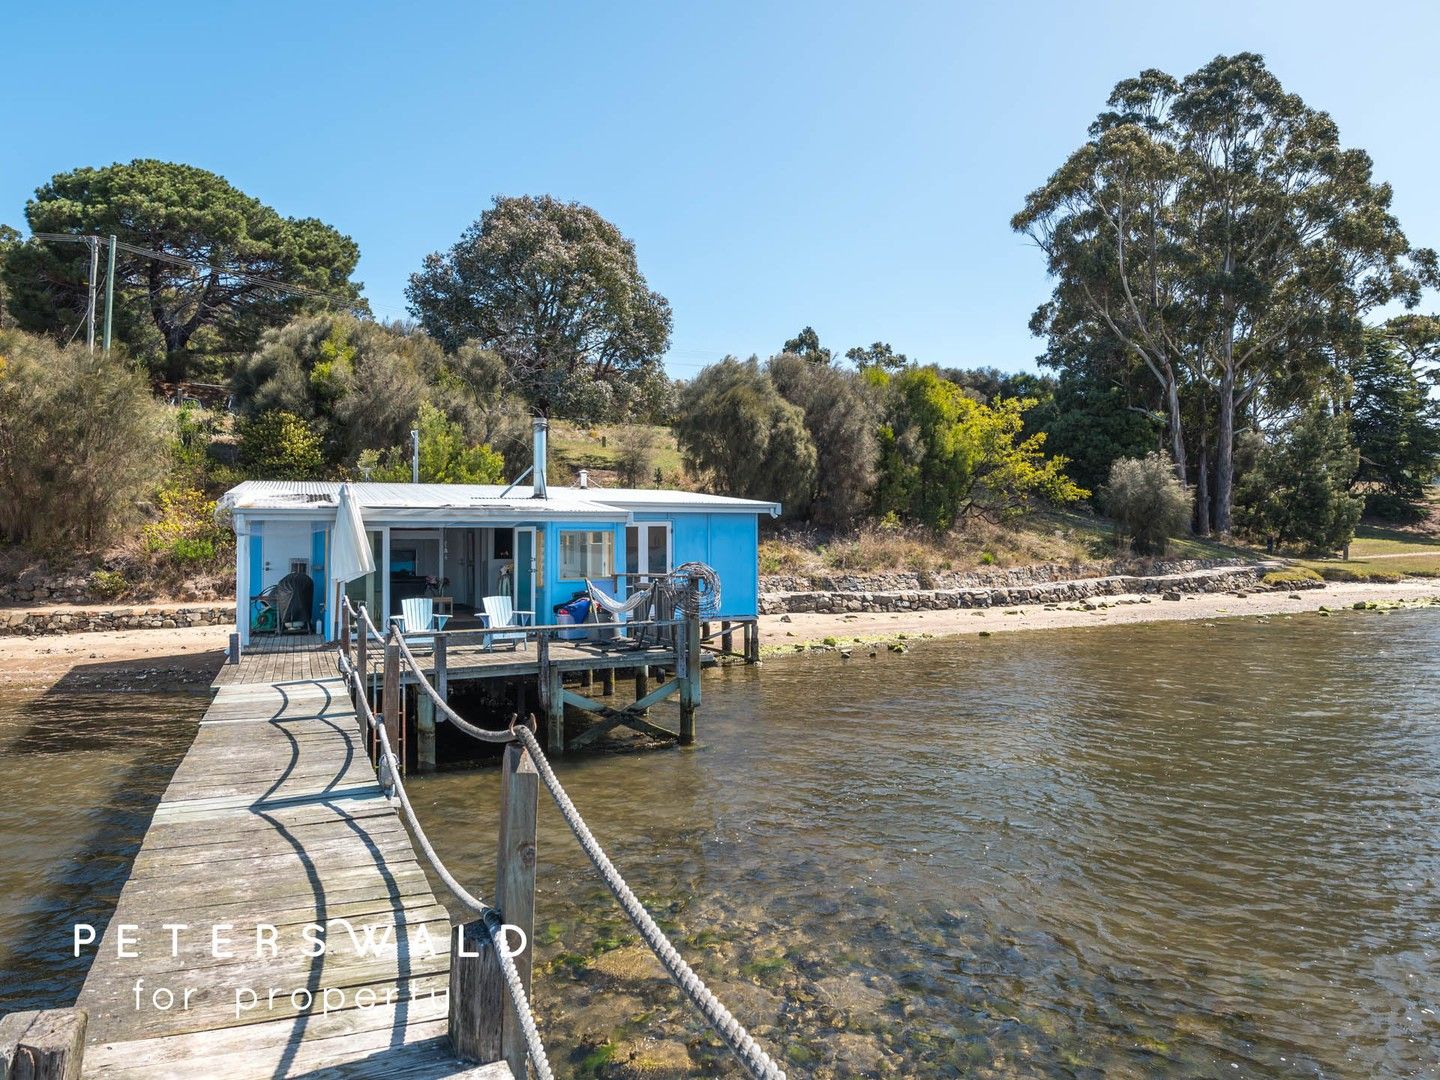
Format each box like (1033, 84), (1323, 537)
(329, 483), (375, 631)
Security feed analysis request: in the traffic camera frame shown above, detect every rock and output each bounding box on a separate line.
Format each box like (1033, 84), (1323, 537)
(609, 1038), (695, 1078)
(832, 1031), (894, 1075)
(588, 944), (669, 983)
(814, 974), (888, 1015)
(779, 614), (792, 623)
(1162, 591), (1182, 601)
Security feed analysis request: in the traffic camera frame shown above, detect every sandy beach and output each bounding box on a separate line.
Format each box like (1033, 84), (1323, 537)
(757, 580), (1440, 651)
(3, 579), (1438, 692)
(0, 624), (229, 692)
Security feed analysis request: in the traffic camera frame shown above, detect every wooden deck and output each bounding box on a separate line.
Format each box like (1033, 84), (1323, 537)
(74, 647), (510, 1079)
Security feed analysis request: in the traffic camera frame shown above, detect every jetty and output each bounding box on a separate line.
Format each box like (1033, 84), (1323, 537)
(2, 605), (783, 1079)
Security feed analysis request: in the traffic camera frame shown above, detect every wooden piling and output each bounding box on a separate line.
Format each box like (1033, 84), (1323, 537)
(538, 633), (564, 755)
(633, 665), (649, 711)
(721, 620), (733, 656)
(355, 613), (370, 745)
(447, 920), (503, 1064)
(679, 611), (701, 745)
(416, 693), (436, 773)
(0, 1007), (87, 1080)
(495, 741), (538, 1076)
(601, 667), (615, 696)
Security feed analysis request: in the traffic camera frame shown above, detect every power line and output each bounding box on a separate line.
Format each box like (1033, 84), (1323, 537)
(30, 232), (364, 312)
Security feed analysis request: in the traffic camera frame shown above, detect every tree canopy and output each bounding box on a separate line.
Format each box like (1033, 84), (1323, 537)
(1013, 53), (1434, 534)
(406, 195), (672, 420)
(674, 356), (816, 511)
(2, 160), (362, 381)
(875, 367), (1085, 529)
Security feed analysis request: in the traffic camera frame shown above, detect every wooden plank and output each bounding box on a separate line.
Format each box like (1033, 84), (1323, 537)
(76, 659), (468, 1076)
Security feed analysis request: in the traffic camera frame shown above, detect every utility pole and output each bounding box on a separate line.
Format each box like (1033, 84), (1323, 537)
(411, 428), (420, 484)
(103, 235), (116, 354)
(85, 236), (99, 353)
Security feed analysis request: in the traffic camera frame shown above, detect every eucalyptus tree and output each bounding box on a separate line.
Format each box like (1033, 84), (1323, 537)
(3, 160), (362, 380)
(406, 195), (672, 421)
(1014, 53), (1431, 533)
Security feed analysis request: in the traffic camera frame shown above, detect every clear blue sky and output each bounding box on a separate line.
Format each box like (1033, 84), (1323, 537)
(3, 0), (1437, 377)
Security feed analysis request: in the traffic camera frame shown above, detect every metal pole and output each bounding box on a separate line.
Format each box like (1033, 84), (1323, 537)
(85, 237), (99, 353)
(411, 427), (420, 483)
(103, 235), (116, 353)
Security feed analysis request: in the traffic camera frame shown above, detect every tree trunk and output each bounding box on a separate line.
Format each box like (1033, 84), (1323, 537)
(1196, 438), (1211, 537)
(1215, 365), (1236, 535)
(1165, 377), (1187, 481)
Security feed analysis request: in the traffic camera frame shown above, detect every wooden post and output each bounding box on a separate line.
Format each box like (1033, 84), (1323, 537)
(580, 668), (594, 690)
(721, 620), (733, 656)
(227, 632), (240, 665)
(383, 636), (401, 772)
(448, 920), (503, 1064)
(0, 1008), (87, 1080)
(338, 585), (350, 654)
(435, 633), (449, 706)
(746, 619), (760, 664)
(495, 741), (538, 1077)
(355, 611), (370, 745)
(601, 666), (615, 696)
(416, 693), (436, 773)
(633, 665), (649, 713)
(538, 633), (564, 755)
(679, 607), (701, 745)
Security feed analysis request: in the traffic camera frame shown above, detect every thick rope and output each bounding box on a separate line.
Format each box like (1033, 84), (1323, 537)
(511, 723), (786, 1080)
(336, 653), (553, 1080)
(340, 599), (782, 1079)
(392, 631), (518, 743)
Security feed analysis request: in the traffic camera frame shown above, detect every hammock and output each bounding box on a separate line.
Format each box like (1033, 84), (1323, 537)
(584, 578), (654, 618)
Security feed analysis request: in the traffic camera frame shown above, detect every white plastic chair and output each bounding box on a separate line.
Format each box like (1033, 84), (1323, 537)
(482, 594), (532, 651)
(390, 597), (435, 646)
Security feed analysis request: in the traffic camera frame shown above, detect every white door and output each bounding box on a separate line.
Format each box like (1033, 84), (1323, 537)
(261, 522), (312, 591)
(625, 523), (671, 585)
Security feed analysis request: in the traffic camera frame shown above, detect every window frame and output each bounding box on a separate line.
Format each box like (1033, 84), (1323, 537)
(557, 528), (614, 580)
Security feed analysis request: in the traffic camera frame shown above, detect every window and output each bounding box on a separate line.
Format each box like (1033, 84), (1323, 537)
(559, 530), (614, 579)
(625, 523), (670, 578)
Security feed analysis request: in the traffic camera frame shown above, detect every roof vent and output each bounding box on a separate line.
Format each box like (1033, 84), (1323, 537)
(578, 468), (589, 489)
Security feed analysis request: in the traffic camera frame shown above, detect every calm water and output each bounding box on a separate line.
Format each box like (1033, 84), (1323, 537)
(0, 688), (202, 1011)
(2, 613), (1438, 1078)
(409, 611), (1440, 1077)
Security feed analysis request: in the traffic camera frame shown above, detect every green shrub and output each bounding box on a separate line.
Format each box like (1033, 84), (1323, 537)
(168, 537), (217, 564)
(1317, 565), (1402, 583)
(1261, 567), (1323, 586)
(1103, 453), (1191, 555)
(89, 569), (128, 599)
(0, 329), (169, 549)
(236, 410), (326, 479)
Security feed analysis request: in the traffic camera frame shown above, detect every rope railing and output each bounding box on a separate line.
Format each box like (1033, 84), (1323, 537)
(337, 596), (786, 1080)
(335, 648), (552, 1080)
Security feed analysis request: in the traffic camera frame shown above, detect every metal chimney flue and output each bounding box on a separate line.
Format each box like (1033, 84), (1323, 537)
(531, 417), (548, 499)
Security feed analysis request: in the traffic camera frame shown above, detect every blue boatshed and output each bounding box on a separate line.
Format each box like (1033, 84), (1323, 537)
(219, 476), (779, 645)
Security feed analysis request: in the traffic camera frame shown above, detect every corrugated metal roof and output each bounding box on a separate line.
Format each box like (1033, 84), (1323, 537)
(219, 481), (780, 518)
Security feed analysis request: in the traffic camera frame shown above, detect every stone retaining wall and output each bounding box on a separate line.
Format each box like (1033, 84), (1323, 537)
(760, 562), (1287, 615)
(759, 557), (1247, 596)
(0, 604), (232, 636)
